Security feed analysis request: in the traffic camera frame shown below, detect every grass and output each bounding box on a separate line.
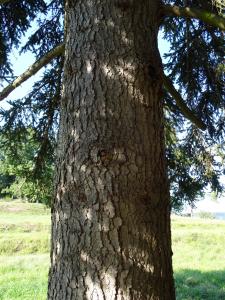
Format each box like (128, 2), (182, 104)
(0, 255), (49, 300)
(0, 201), (225, 299)
(172, 216), (225, 299)
(0, 200), (50, 300)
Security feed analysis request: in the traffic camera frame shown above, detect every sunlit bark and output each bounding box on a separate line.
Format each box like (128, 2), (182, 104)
(48, 1), (175, 299)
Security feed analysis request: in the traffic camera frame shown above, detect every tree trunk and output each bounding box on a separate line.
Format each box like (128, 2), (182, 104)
(48, 0), (175, 299)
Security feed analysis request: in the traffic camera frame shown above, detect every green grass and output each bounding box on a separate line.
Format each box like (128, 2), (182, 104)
(0, 200), (50, 300)
(172, 216), (225, 299)
(0, 201), (50, 256)
(0, 201), (225, 299)
(0, 255), (49, 300)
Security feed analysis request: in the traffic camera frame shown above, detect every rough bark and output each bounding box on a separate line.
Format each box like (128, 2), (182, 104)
(48, 1), (175, 299)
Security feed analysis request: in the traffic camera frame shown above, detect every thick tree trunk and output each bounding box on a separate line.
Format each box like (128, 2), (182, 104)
(48, 0), (175, 299)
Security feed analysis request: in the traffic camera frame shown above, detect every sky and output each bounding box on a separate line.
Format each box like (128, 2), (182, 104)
(195, 196), (225, 213)
(0, 31), (224, 213)
(1, 50), (42, 105)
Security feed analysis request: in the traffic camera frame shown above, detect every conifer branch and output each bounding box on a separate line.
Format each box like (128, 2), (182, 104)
(163, 5), (225, 31)
(0, 43), (65, 101)
(0, 0), (11, 4)
(163, 74), (207, 131)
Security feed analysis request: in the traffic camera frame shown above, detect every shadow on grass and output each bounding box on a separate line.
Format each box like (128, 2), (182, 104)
(175, 269), (225, 300)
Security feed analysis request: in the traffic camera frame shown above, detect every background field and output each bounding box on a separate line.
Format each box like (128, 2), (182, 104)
(0, 201), (225, 300)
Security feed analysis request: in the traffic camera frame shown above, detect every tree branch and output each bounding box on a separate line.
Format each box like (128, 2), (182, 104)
(0, 0), (11, 4)
(163, 5), (225, 31)
(0, 43), (65, 101)
(163, 74), (207, 131)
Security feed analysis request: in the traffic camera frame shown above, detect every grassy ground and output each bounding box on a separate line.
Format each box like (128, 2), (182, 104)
(0, 201), (50, 300)
(172, 217), (225, 299)
(0, 200), (225, 299)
